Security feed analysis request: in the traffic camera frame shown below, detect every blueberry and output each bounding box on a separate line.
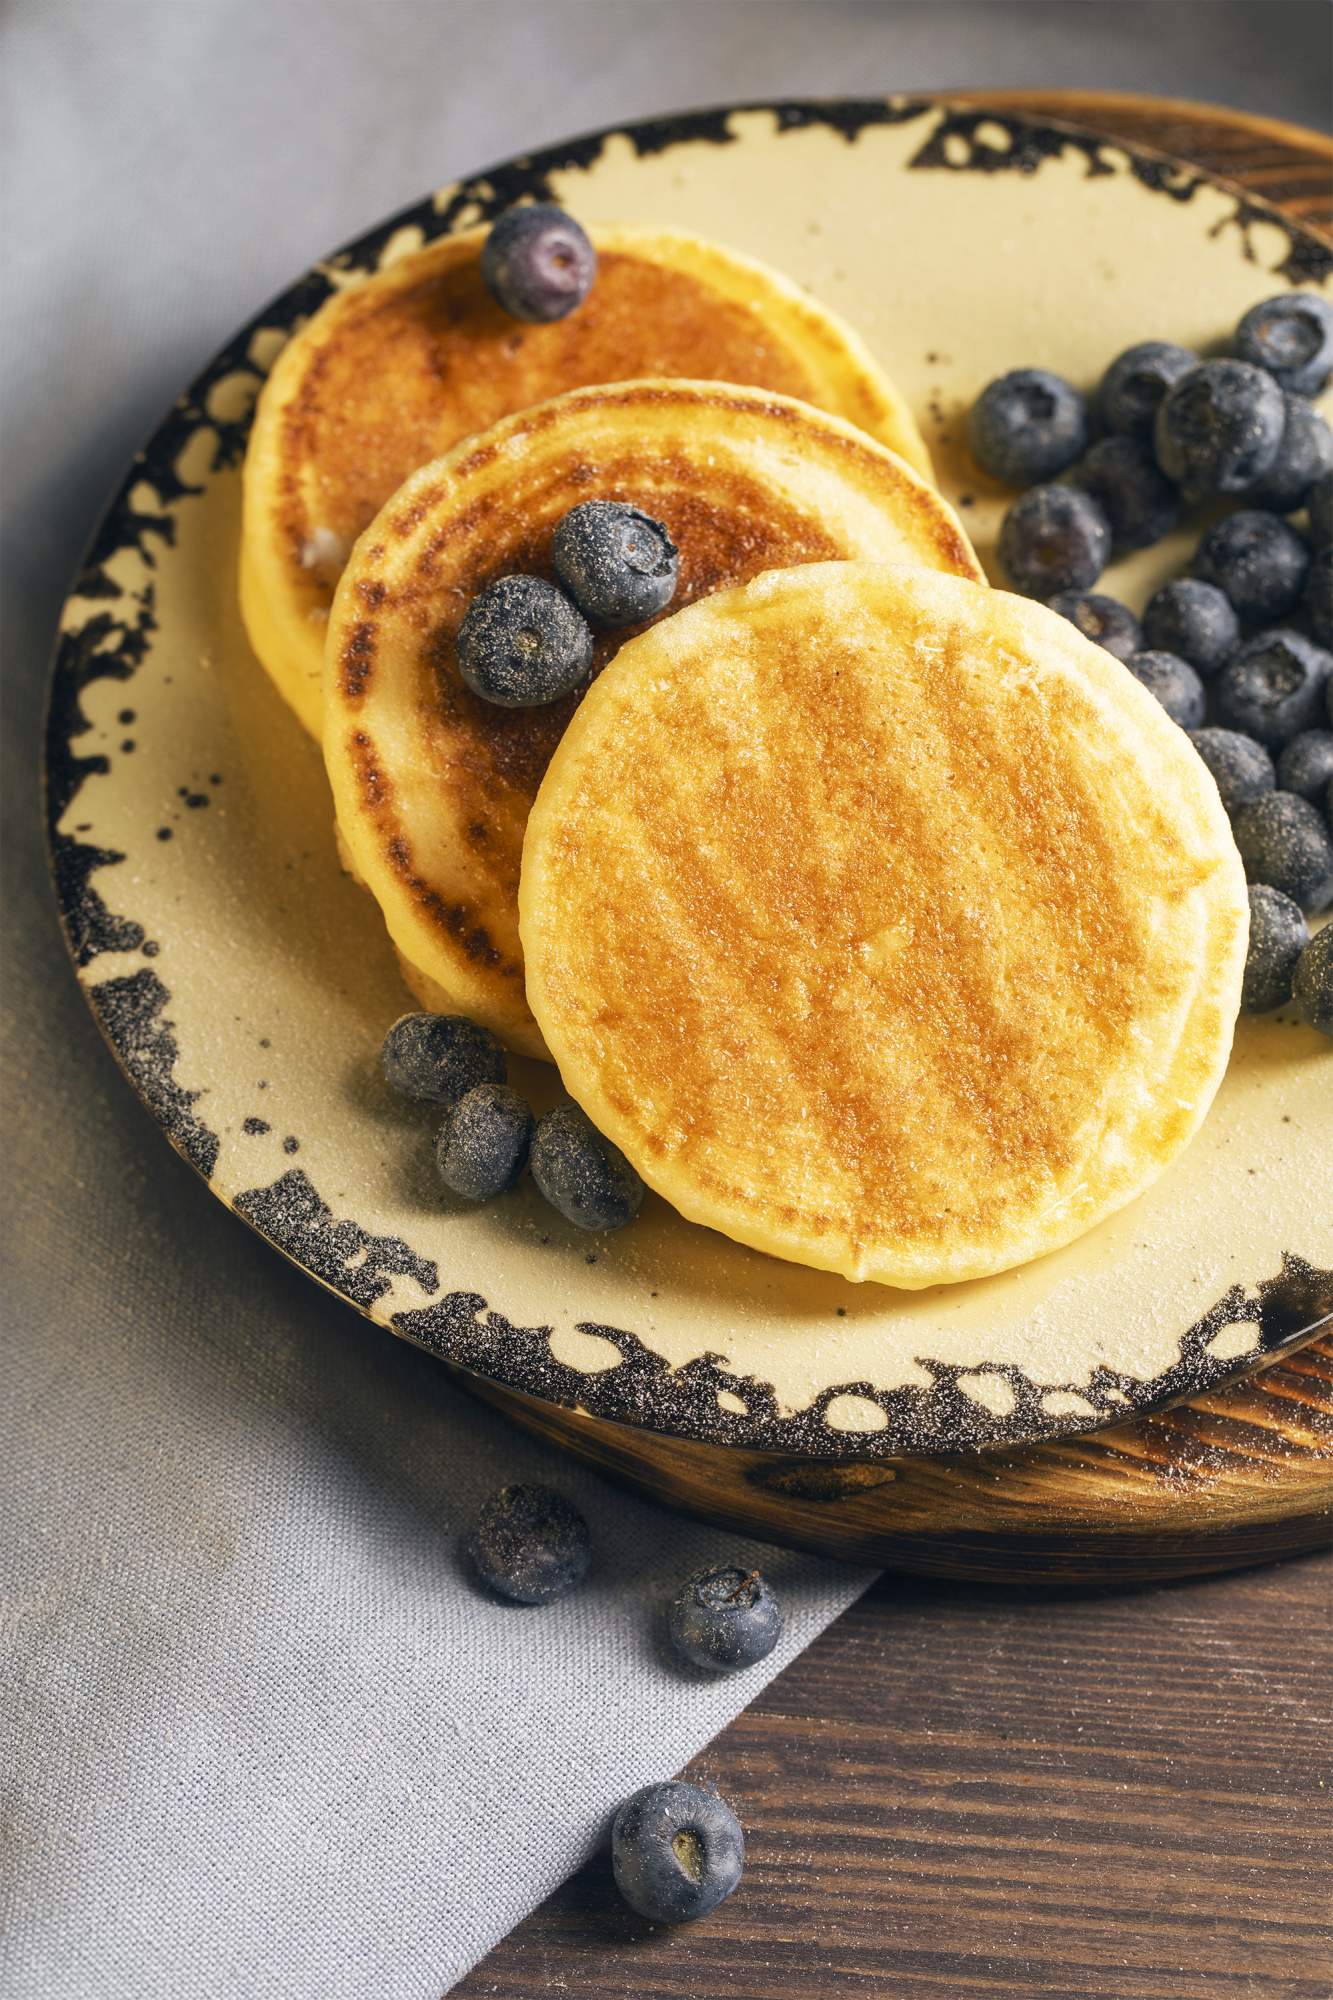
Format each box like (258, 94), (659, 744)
(456, 575), (593, 707)
(1124, 649), (1205, 729)
(466, 1484), (591, 1604)
(1277, 730), (1333, 804)
(436, 1083), (533, 1200)
(1292, 924), (1333, 1034)
(1193, 511), (1309, 624)
(552, 501), (679, 628)
(381, 1012), (506, 1104)
(668, 1566), (783, 1674)
(1234, 292), (1333, 399)
(1308, 472), (1333, 545)
(1142, 579), (1239, 677)
(611, 1782), (744, 1924)
(1233, 792), (1333, 910)
(1099, 340), (1196, 440)
(1047, 590), (1141, 661)
(1240, 885), (1309, 1014)
(1153, 360), (1285, 494)
(1215, 630), (1331, 748)
(529, 1104), (644, 1231)
(480, 204), (596, 323)
(1187, 728), (1276, 816)
(967, 368), (1089, 485)
(1244, 396), (1333, 513)
(1071, 436), (1181, 553)
(997, 484), (1110, 597)
(1304, 544), (1333, 647)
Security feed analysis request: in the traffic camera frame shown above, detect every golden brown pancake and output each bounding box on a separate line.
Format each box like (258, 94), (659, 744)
(241, 223), (932, 735)
(322, 380), (981, 1058)
(521, 563), (1249, 1288)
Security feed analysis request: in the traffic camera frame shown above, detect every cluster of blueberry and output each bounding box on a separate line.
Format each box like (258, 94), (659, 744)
(972, 295), (1333, 1030)
(381, 1011), (645, 1227)
(467, 1481), (776, 1921)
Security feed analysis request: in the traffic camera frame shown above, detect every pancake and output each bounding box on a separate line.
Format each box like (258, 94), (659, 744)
(241, 223), (932, 736)
(323, 380), (981, 1058)
(521, 563), (1249, 1288)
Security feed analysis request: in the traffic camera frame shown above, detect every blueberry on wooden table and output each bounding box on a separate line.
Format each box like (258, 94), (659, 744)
(1124, 649), (1205, 729)
(1304, 544), (1333, 647)
(480, 204), (597, 323)
(1098, 340), (1195, 440)
(967, 368), (1088, 485)
(1153, 360), (1285, 494)
(456, 574), (593, 707)
(529, 1104), (645, 1231)
(381, 1012), (506, 1104)
(611, 1781), (745, 1924)
(1186, 728), (1276, 817)
(668, 1565), (783, 1673)
(1215, 631), (1331, 749)
(1277, 730), (1333, 805)
(1244, 396), (1333, 514)
(997, 484), (1111, 597)
(1193, 510), (1310, 624)
(552, 500), (679, 627)
(1292, 924), (1333, 1035)
(1070, 435), (1181, 553)
(1233, 792), (1333, 911)
(1047, 590), (1141, 661)
(1240, 885), (1309, 1014)
(466, 1484), (591, 1604)
(1307, 472), (1333, 545)
(1142, 579), (1239, 677)
(436, 1083), (533, 1200)
(1233, 292), (1333, 399)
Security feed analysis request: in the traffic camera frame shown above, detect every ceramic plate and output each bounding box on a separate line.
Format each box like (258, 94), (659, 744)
(46, 99), (1333, 1461)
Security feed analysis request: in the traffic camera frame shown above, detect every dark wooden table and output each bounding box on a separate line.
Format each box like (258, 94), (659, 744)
(458, 96), (1333, 2000)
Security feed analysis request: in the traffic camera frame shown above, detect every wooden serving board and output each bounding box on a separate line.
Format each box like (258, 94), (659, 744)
(474, 93), (1333, 1585)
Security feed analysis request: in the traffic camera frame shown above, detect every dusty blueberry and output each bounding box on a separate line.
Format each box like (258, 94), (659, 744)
(1304, 543), (1333, 646)
(481, 204), (596, 322)
(997, 484), (1111, 597)
(1124, 649), (1205, 728)
(1240, 885), (1309, 1014)
(1233, 791), (1333, 910)
(435, 1083), (533, 1200)
(381, 1012), (506, 1104)
(529, 1104), (644, 1231)
(1153, 360), (1285, 494)
(466, 1484), (591, 1604)
(1244, 396), (1333, 513)
(1215, 630), (1331, 748)
(456, 575), (593, 707)
(1277, 729), (1333, 804)
(1234, 292), (1333, 398)
(1308, 472), (1333, 545)
(1047, 590), (1141, 661)
(1098, 340), (1196, 440)
(1141, 578), (1239, 676)
(1292, 924), (1333, 1034)
(552, 501), (679, 627)
(1187, 728), (1276, 815)
(967, 368), (1089, 485)
(611, 1782), (744, 1924)
(668, 1566), (783, 1674)
(1193, 511), (1309, 624)
(1070, 435), (1181, 552)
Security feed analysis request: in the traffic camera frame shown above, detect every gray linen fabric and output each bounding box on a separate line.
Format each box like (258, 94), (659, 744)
(2, 4), (1323, 1994)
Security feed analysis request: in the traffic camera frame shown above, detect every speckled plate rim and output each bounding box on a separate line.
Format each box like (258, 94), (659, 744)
(44, 95), (1333, 1463)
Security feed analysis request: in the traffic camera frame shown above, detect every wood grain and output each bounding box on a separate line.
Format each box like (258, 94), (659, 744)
(458, 94), (1333, 2000)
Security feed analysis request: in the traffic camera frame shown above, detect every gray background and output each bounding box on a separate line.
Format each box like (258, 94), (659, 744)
(2, 4), (1329, 1996)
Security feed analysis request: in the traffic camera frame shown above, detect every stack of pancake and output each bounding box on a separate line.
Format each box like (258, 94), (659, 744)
(240, 219), (1247, 1288)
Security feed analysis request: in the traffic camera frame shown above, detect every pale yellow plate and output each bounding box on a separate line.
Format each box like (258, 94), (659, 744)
(46, 100), (1332, 1459)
